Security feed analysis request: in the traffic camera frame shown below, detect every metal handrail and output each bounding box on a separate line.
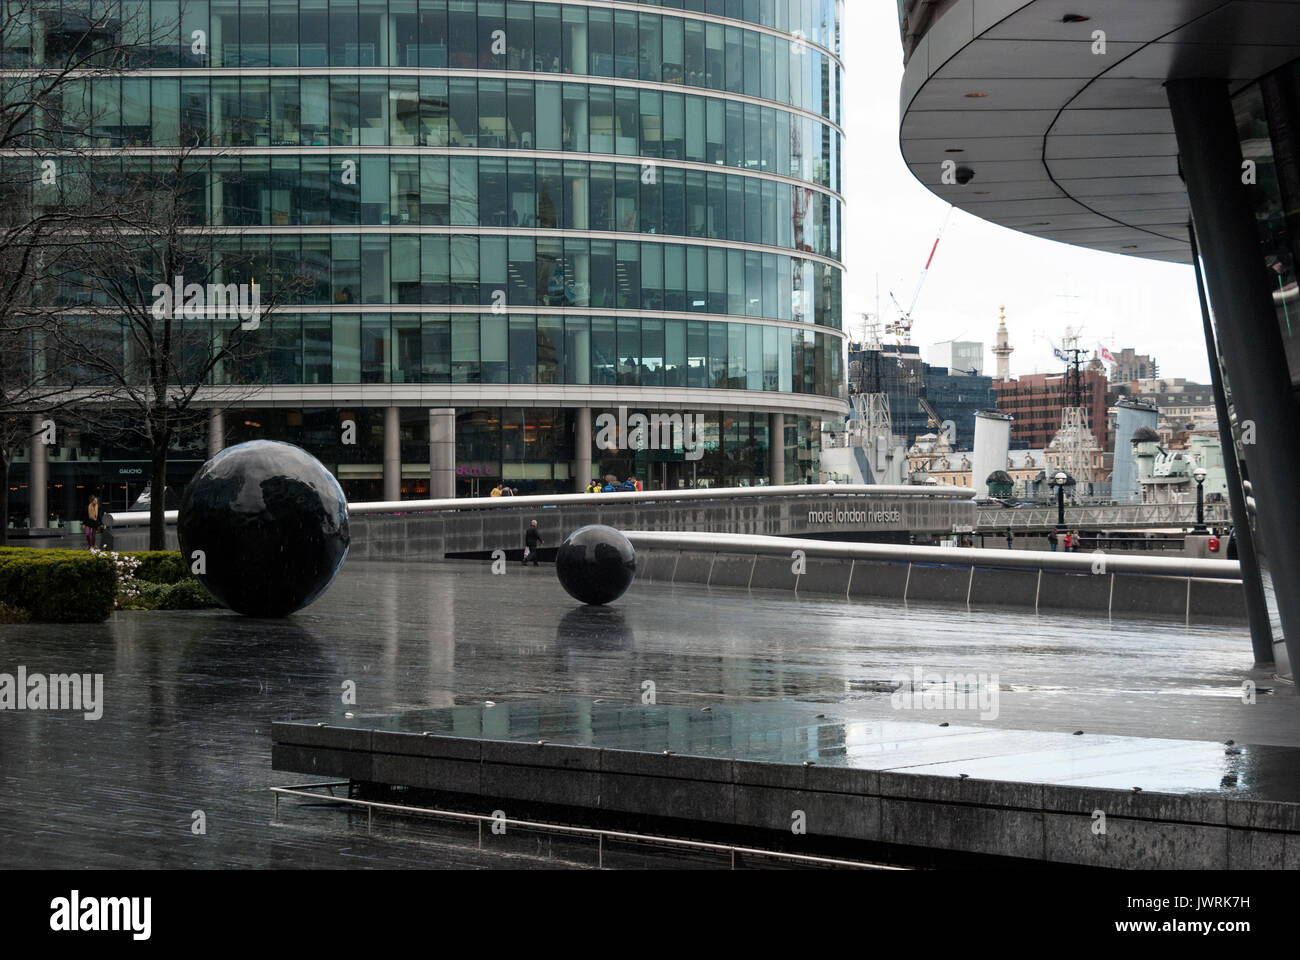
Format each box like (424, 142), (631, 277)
(103, 483), (974, 527)
(347, 483), (975, 515)
(270, 781), (903, 871)
(622, 530), (1243, 580)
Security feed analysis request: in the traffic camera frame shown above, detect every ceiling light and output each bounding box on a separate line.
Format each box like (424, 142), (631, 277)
(964, 92), (988, 98)
(1062, 14), (1090, 23)
(945, 148), (965, 153)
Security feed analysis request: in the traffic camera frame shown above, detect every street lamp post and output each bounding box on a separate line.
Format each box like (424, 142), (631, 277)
(1193, 467), (1208, 534)
(1054, 471), (1068, 530)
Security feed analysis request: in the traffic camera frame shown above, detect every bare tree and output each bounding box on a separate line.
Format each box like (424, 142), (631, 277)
(54, 141), (305, 549)
(0, 0), (156, 542)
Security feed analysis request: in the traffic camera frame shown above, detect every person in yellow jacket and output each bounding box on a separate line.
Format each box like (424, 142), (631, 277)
(489, 483), (504, 497)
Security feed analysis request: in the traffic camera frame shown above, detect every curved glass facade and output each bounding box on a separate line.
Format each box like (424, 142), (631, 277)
(6, 0), (844, 498)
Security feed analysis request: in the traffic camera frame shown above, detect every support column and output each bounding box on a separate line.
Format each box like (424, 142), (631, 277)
(574, 407), (592, 492)
(1190, 225), (1274, 665)
(29, 413), (48, 529)
(207, 409), (225, 459)
(429, 408), (456, 500)
(769, 412), (785, 485)
(1169, 79), (1300, 676)
(383, 406), (401, 502)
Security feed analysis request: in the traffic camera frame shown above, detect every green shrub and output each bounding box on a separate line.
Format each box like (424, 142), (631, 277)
(119, 581), (170, 610)
(0, 548), (116, 622)
(159, 578), (217, 610)
(125, 551), (188, 585)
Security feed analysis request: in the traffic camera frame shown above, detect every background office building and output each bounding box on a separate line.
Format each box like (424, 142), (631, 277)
(897, 0), (1300, 677)
(7, 0), (848, 517)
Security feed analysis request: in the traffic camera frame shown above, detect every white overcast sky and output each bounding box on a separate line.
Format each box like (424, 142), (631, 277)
(841, 2), (1211, 382)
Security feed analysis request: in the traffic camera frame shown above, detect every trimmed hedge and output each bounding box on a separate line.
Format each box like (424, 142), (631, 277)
(120, 576), (216, 611)
(125, 551), (188, 585)
(0, 548), (117, 623)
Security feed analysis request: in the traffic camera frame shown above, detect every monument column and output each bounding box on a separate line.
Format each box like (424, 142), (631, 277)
(29, 413), (48, 529)
(769, 412), (785, 485)
(429, 408), (456, 499)
(207, 409), (225, 459)
(383, 406), (401, 501)
(574, 407), (592, 492)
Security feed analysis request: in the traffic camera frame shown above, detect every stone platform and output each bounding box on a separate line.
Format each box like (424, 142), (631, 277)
(272, 698), (1300, 869)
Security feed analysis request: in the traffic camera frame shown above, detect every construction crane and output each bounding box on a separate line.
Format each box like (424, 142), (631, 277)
(888, 205), (954, 345)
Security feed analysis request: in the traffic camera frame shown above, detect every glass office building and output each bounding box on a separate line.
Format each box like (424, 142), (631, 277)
(8, 0), (847, 512)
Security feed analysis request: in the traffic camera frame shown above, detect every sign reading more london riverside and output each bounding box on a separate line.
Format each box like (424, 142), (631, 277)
(807, 506), (904, 526)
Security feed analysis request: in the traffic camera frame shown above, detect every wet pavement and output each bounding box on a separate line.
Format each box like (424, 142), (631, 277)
(0, 560), (1295, 868)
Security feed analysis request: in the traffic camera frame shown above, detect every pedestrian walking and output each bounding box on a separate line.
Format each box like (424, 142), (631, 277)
(1005, 530), (1014, 550)
(602, 474), (619, 493)
(1048, 529), (1059, 552)
(84, 495), (101, 549)
(1062, 530), (1073, 552)
(502, 485), (515, 496)
(489, 483), (504, 497)
(1072, 529), (1082, 553)
(586, 479), (601, 494)
(522, 519), (543, 566)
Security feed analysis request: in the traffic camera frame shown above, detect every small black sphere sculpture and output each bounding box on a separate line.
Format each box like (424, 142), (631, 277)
(178, 440), (349, 617)
(555, 524), (636, 606)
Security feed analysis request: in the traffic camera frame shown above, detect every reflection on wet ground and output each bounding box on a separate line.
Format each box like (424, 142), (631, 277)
(0, 560), (1294, 868)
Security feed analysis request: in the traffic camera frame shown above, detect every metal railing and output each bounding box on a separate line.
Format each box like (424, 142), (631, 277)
(977, 501), (1232, 532)
(102, 483), (976, 529)
(623, 530), (1243, 580)
(270, 780), (904, 871)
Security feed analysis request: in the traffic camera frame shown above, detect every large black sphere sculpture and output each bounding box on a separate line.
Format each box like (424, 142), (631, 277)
(555, 525), (636, 606)
(178, 440), (349, 617)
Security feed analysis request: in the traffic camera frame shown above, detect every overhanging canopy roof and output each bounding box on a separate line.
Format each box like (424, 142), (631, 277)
(899, 0), (1300, 264)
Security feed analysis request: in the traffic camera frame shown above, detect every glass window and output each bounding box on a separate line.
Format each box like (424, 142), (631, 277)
(390, 77), (420, 146)
(450, 157), (478, 224)
(478, 0), (505, 69)
(616, 316), (639, 384)
(451, 235), (479, 304)
(562, 84), (587, 152)
(537, 315), (563, 383)
(392, 234), (420, 301)
(563, 161), (587, 229)
(299, 0), (327, 65)
(534, 3), (561, 72)
(359, 155), (388, 224)
(422, 313), (451, 382)
(479, 236), (507, 305)
(420, 76), (448, 146)
(663, 168), (684, 236)
(641, 242), (663, 310)
(507, 79), (533, 148)
(329, 0), (358, 67)
(479, 156), (507, 226)
(564, 316), (590, 384)
(664, 245), (685, 312)
(562, 4), (587, 74)
(181, 0), (210, 68)
(448, 0), (476, 69)
(391, 314), (421, 382)
(481, 315), (508, 383)
(508, 237), (535, 303)
(452, 314), (479, 381)
(509, 315), (536, 382)
(589, 162), (614, 231)
(665, 319), (686, 386)
(422, 235), (449, 302)
(332, 313), (360, 381)
(506, 1), (533, 70)
(537, 159), (562, 229)
(639, 90), (662, 158)
(392, 0), (418, 66)
(420, 0), (448, 66)
(240, 0), (269, 67)
(330, 76), (359, 145)
(591, 316), (615, 384)
(361, 312), (389, 381)
(639, 13), (660, 83)
(588, 8), (613, 77)
(304, 315), (332, 382)
(359, 0), (387, 64)
(536, 81), (562, 150)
